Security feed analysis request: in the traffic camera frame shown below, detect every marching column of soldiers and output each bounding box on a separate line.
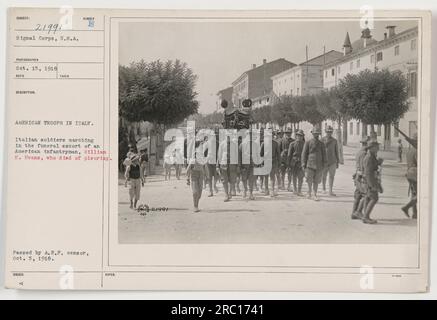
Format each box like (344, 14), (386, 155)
(184, 124), (419, 225)
(123, 98), (419, 225)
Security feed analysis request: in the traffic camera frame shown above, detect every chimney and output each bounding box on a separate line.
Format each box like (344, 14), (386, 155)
(263, 59), (267, 64)
(252, 64), (256, 69)
(386, 25), (396, 38)
(384, 32), (387, 40)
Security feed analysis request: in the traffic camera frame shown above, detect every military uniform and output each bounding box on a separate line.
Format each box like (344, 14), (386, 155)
(321, 134), (340, 194)
(261, 137), (281, 195)
(187, 159), (204, 211)
(301, 138), (327, 185)
(287, 135), (305, 194)
(402, 146), (418, 218)
(280, 135), (294, 189)
(281, 135), (294, 154)
(363, 152), (379, 202)
(204, 137), (219, 196)
(217, 139), (238, 201)
(352, 145), (368, 217)
(239, 138), (255, 198)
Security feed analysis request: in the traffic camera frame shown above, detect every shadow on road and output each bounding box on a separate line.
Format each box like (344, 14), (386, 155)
(370, 218), (417, 227)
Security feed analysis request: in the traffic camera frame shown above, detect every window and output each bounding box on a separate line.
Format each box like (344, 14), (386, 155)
(331, 68), (335, 76)
(297, 88), (300, 95)
(356, 59), (360, 68)
(394, 45), (400, 56)
(349, 122), (354, 135)
(370, 54), (375, 63)
(337, 66), (341, 74)
(377, 125), (382, 136)
(408, 71), (418, 97)
(411, 39), (417, 50)
(350, 61), (353, 70)
(356, 122), (360, 136)
(325, 70), (328, 77)
(376, 52), (383, 62)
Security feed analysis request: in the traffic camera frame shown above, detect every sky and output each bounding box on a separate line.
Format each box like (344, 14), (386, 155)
(119, 19), (418, 114)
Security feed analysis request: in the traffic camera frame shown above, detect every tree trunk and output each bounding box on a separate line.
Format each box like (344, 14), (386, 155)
(384, 123), (391, 151)
(362, 122), (368, 139)
(369, 125), (377, 142)
(337, 118), (344, 164)
(342, 118), (348, 146)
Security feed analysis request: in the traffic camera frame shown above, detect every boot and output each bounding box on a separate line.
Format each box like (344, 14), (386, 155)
(412, 205), (417, 219)
(362, 201), (377, 224)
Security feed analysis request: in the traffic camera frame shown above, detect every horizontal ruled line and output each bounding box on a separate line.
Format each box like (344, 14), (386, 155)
(14, 29), (104, 32)
(13, 78), (103, 80)
(14, 61), (103, 64)
(13, 45), (104, 48)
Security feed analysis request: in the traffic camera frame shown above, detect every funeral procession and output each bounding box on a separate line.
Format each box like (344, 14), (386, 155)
(118, 22), (419, 244)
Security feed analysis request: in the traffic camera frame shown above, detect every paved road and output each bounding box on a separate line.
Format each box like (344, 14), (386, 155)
(118, 145), (417, 244)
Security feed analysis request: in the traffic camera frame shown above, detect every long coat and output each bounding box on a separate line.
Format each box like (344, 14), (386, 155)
(301, 138), (327, 171)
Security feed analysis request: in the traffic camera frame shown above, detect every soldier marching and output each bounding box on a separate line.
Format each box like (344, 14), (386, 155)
(122, 99), (419, 222)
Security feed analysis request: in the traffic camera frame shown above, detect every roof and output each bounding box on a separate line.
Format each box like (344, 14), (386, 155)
(323, 26), (418, 69)
(217, 86), (233, 96)
(232, 58), (295, 85)
(299, 50), (344, 66)
(271, 50), (343, 80)
(343, 32), (352, 47)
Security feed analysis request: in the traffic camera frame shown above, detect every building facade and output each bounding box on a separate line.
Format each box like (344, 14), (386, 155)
(323, 26), (418, 146)
(216, 86), (233, 111)
(231, 58), (296, 108)
(270, 50), (343, 134)
(271, 50), (343, 99)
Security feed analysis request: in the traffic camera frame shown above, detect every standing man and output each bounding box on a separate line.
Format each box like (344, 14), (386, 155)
(204, 134), (219, 197)
(397, 139), (404, 163)
(239, 131), (255, 200)
(261, 132), (281, 197)
(174, 147), (184, 180)
(362, 141), (380, 224)
(321, 126), (340, 196)
(124, 154), (143, 209)
(217, 136), (238, 202)
(287, 129), (305, 196)
(186, 142), (205, 213)
(281, 128), (294, 190)
(139, 148), (149, 183)
(401, 133), (418, 219)
(274, 130), (283, 190)
(351, 137), (369, 220)
(301, 126), (327, 201)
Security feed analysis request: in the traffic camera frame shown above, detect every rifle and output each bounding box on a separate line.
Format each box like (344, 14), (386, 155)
(394, 127), (417, 149)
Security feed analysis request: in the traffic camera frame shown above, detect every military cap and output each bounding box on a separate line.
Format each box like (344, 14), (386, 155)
(295, 129), (304, 136)
(325, 125), (334, 133)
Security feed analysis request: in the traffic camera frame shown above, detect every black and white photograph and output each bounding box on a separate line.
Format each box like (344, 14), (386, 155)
(117, 18), (420, 245)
